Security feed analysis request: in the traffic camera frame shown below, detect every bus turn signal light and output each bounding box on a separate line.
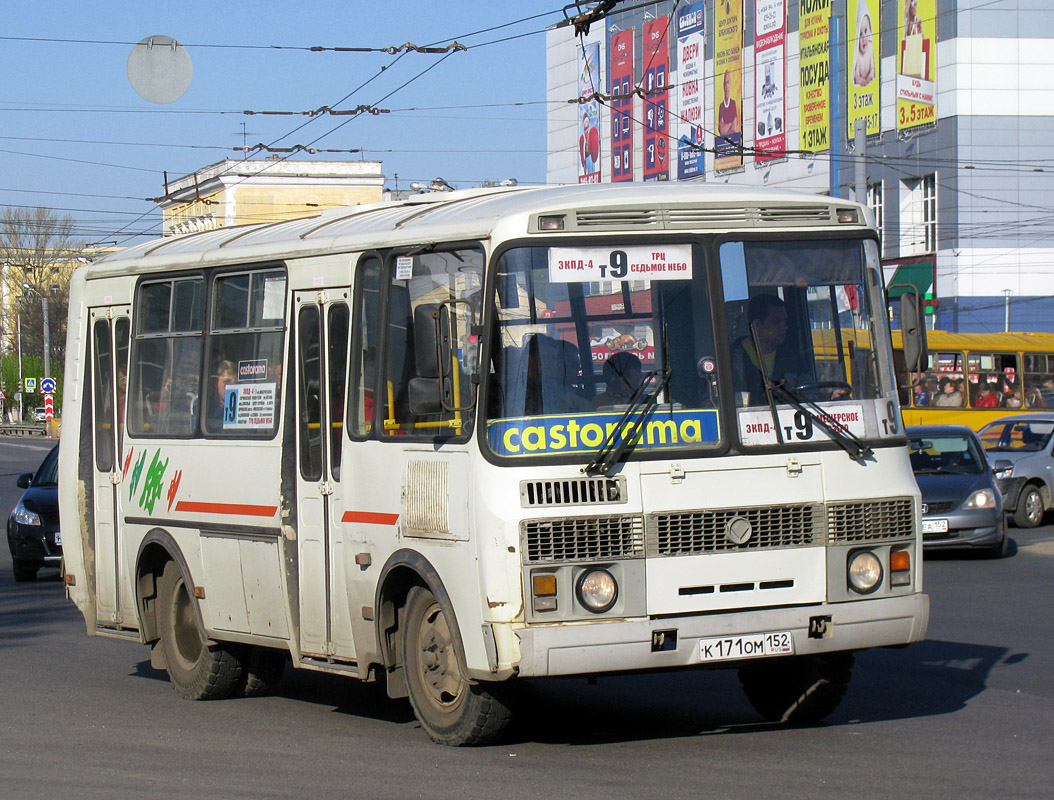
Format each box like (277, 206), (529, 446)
(890, 550), (911, 586)
(532, 573), (557, 612)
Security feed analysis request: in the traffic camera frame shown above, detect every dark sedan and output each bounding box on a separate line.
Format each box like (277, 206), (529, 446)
(6, 444), (61, 581)
(907, 425), (1007, 558)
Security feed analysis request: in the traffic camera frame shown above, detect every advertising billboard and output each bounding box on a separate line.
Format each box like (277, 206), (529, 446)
(676, 3), (706, 180)
(848, 0), (880, 138)
(896, 0), (936, 131)
(609, 29), (635, 181)
(578, 43), (602, 184)
(754, 0), (786, 161)
(642, 17), (671, 181)
(798, 0), (831, 152)
(714, 0), (744, 171)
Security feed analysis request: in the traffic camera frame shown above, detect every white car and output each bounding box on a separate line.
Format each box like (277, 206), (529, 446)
(33, 407), (47, 423)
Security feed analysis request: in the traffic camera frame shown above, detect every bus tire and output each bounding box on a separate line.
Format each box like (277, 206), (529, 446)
(401, 586), (514, 746)
(157, 561), (243, 701)
(235, 646), (287, 698)
(738, 652), (854, 724)
(1013, 485), (1044, 529)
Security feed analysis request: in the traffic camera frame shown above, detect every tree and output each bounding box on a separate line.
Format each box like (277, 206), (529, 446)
(0, 206), (83, 377)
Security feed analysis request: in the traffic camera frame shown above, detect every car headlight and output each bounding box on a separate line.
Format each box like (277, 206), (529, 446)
(993, 465), (1013, 480)
(848, 551), (883, 594)
(576, 568), (618, 613)
(964, 488), (998, 509)
(12, 502), (41, 527)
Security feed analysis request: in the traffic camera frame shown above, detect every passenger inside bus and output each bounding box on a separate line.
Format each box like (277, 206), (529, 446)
(972, 382), (1000, 408)
(524, 334), (592, 415)
(206, 360), (236, 432)
(593, 352), (643, 409)
(933, 377), (963, 407)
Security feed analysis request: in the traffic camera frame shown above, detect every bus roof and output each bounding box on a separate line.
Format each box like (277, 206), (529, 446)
(891, 329), (1054, 350)
(84, 183), (868, 277)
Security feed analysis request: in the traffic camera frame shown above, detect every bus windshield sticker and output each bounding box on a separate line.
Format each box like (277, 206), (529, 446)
(487, 408), (719, 457)
(396, 256), (414, 280)
(738, 403), (866, 446)
(238, 358), (268, 381)
(262, 277), (285, 320)
(223, 383), (277, 429)
(548, 245), (693, 283)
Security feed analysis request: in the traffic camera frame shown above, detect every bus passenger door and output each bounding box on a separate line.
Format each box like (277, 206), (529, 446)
(293, 289), (352, 659)
(89, 307), (131, 628)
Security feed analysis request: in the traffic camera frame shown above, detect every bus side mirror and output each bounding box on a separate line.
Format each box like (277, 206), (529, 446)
(900, 291), (929, 374)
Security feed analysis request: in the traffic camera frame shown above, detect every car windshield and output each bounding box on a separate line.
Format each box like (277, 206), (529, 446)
(33, 446), (59, 487)
(980, 420), (1054, 452)
(908, 433), (986, 474)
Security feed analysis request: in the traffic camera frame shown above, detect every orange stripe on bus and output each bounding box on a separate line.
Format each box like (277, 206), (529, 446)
(174, 501), (278, 517)
(342, 511), (400, 525)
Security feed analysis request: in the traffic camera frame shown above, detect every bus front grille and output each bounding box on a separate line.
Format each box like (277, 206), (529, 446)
(520, 476), (627, 508)
(827, 498), (915, 543)
(646, 504), (823, 556)
(522, 515), (645, 563)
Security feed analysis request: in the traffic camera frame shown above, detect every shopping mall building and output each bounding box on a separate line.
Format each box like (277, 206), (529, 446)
(545, 0), (1054, 332)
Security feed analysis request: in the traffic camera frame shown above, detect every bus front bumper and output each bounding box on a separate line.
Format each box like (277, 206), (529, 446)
(513, 593), (929, 677)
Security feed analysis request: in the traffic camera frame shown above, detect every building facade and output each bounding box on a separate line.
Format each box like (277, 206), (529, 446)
(159, 159), (385, 236)
(546, 0), (1054, 332)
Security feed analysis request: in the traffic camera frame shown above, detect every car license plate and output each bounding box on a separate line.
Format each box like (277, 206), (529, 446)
(921, 519), (949, 534)
(54, 531), (62, 545)
(698, 631), (794, 663)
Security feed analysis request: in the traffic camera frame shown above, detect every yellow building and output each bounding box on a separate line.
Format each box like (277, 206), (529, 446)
(159, 159), (385, 236)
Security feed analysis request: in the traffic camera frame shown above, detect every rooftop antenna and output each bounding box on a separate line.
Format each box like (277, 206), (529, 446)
(127, 35), (193, 104)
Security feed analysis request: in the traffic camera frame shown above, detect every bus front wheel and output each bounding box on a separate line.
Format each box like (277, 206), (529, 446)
(157, 560), (243, 700)
(401, 586), (514, 746)
(738, 651), (854, 724)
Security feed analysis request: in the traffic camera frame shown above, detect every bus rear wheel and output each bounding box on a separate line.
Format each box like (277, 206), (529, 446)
(157, 561), (243, 700)
(401, 586), (514, 746)
(738, 652), (854, 724)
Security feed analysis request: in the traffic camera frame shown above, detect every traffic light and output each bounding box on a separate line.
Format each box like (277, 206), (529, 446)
(16, 379), (22, 393)
(923, 291), (939, 315)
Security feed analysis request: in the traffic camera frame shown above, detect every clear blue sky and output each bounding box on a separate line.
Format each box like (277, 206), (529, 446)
(1, 1), (567, 245)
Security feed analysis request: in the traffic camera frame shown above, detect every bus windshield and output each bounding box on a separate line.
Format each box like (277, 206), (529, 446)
(721, 237), (899, 447)
(484, 237), (899, 461)
(485, 242), (719, 460)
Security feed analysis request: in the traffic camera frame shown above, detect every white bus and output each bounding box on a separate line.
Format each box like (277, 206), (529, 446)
(59, 184), (929, 745)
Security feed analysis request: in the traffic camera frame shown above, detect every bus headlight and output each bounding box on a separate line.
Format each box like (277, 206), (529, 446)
(576, 568), (618, 613)
(847, 551), (883, 594)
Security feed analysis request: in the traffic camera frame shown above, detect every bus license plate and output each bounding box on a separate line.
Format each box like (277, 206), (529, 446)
(54, 531), (62, 545)
(697, 631), (794, 663)
(921, 519), (949, 534)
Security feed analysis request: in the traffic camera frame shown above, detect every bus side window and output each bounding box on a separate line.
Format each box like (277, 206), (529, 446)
(130, 277), (204, 438)
(383, 247), (483, 438)
(349, 255), (381, 438)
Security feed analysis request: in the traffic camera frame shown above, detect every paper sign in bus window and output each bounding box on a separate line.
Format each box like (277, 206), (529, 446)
(549, 245), (693, 283)
(223, 382), (278, 428)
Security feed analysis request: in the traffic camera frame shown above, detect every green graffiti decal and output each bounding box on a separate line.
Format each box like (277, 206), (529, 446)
(128, 450), (148, 499)
(139, 449), (169, 515)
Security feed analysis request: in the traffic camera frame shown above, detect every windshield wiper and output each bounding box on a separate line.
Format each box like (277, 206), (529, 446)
(585, 367), (671, 476)
(748, 323), (872, 461)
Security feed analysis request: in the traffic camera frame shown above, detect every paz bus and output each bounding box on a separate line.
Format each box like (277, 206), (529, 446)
(893, 330), (1054, 431)
(58, 183), (929, 745)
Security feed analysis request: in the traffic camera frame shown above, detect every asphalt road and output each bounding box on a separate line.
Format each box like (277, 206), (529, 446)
(2, 438), (1052, 799)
